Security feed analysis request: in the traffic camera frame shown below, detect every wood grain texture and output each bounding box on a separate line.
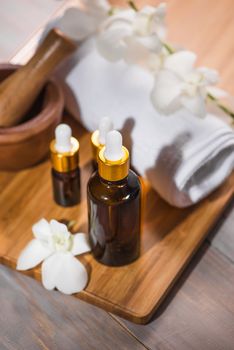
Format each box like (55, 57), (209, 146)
(118, 244), (234, 350)
(0, 264), (145, 350)
(0, 116), (233, 324)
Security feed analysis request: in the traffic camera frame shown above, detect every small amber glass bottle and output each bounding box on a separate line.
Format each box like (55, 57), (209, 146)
(87, 130), (141, 266)
(50, 124), (80, 207)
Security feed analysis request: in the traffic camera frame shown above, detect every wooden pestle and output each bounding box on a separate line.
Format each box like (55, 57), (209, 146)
(0, 28), (77, 127)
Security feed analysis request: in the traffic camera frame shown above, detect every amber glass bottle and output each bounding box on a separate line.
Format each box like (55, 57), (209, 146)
(51, 168), (80, 206)
(50, 124), (80, 207)
(87, 130), (141, 266)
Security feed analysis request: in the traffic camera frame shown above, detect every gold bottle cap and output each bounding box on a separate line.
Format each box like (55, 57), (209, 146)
(91, 130), (104, 162)
(98, 130), (129, 181)
(50, 137), (79, 172)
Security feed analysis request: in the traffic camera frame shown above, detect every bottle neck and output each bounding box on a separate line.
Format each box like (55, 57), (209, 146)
(99, 173), (128, 187)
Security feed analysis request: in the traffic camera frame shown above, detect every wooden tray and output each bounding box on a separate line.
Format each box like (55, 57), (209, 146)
(0, 116), (233, 324)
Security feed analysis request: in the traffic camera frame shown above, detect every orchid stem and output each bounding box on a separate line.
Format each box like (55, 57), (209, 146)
(67, 220), (77, 230)
(108, 8), (115, 16)
(128, 1), (138, 11)
(162, 42), (175, 54)
(208, 93), (234, 121)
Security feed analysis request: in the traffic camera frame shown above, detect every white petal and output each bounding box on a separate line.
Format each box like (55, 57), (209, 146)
(123, 34), (162, 65)
(123, 36), (150, 64)
(207, 86), (228, 99)
(42, 253), (88, 294)
(17, 239), (52, 271)
(152, 4), (167, 39)
(164, 51), (197, 78)
(147, 53), (163, 72)
(135, 34), (162, 52)
(181, 94), (207, 118)
(134, 5), (166, 38)
(154, 25), (167, 41)
(57, 7), (98, 41)
(101, 8), (135, 30)
(139, 4), (167, 19)
(133, 11), (152, 36)
(82, 0), (110, 23)
(32, 218), (51, 241)
(71, 233), (91, 256)
(151, 70), (182, 114)
(139, 4), (167, 20)
(197, 67), (219, 85)
(50, 219), (70, 238)
(156, 3), (167, 18)
(97, 24), (131, 61)
(82, 0), (110, 13)
(139, 5), (158, 16)
(97, 0), (110, 11)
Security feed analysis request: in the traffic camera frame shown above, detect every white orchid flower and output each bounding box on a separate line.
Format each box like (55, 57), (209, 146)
(133, 4), (166, 39)
(96, 3), (166, 64)
(17, 219), (91, 295)
(56, 0), (110, 42)
(151, 50), (219, 117)
(81, 0), (110, 15)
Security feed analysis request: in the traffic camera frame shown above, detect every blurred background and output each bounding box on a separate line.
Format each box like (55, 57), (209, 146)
(0, 0), (234, 94)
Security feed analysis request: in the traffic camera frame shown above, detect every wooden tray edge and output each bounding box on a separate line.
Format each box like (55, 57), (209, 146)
(1, 181), (233, 325)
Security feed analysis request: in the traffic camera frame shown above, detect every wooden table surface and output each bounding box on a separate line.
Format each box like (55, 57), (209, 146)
(0, 1), (234, 349)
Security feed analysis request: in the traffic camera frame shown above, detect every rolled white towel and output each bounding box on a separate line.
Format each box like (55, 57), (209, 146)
(59, 38), (234, 207)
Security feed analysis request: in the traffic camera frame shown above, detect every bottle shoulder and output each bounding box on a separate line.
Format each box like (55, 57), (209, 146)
(87, 170), (141, 204)
(52, 167), (80, 179)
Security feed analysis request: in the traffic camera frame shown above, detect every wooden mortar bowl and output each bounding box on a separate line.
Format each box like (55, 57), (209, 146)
(0, 64), (64, 171)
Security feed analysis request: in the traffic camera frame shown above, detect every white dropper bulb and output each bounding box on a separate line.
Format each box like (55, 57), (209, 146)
(104, 130), (124, 161)
(55, 124), (73, 153)
(98, 117), (113, 145)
